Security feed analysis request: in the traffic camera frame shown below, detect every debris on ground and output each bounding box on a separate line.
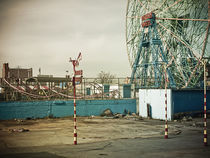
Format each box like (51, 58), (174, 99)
(9, 128), (29, 133)
(124, 114), (143, 121)
(132, 113), (137, 116)
(174, 130), (182, 135)
(194, 122), (203, 127)
(173, 111), (206, 120)
(187, 116), (193, 121)
(182, 116), (187, 122)
(123, 109), (130, 115)
(88, 115), (95, 119)
(181, 116), (193, 122)
(101, 112), (143, 120)
(101, 109), (113, 117)
(14, 119), (24, 123)
(124, 114), (134, 119)
(113, 113), (123, 119)
(26, 117), (34, 120)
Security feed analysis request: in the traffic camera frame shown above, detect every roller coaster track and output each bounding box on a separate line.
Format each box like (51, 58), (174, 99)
(3, 79), (122, 100)
(3, 79), (56, 99)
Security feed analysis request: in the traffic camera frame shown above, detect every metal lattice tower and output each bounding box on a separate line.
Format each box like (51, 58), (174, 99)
(126, 0), (210, 89)
(130, 12), (175, 88)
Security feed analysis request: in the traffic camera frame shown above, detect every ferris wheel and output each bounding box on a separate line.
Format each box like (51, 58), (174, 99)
(126, 0), (210, 88)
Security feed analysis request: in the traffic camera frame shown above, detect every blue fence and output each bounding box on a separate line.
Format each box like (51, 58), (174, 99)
(172, 90), (210, 114)
(0, 99), (136, 120)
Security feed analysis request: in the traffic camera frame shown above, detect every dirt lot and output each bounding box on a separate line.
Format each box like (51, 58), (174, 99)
(0, 115), (209, 158)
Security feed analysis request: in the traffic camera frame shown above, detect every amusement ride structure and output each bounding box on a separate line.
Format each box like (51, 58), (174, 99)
(1, 1), (210, 101)
(126, 0), (210, 88)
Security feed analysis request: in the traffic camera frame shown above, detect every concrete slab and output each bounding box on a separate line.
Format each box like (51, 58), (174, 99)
(0, 116), (209, 157)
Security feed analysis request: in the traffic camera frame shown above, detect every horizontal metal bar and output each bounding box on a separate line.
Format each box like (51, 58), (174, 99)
(135, 62), (165, 67)
(127, 16), (209, 22)
(156, 17), (209, 22)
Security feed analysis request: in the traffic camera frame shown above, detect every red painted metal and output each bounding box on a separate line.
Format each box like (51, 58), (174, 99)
(164, 68), (168, 139)
(73, 76), (77, 145)
(70, 52), (83, 145)
(142, 12), (153, 21)
(75, 77), (82, 83)
(142, 20), (152, 27)
(204, 62), (208, 146)
(75, 70), (83, 76)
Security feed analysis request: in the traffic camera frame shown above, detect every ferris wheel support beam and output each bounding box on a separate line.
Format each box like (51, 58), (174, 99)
(127, 16), (209, 22)
(184, 22), (209, 88)
(130, 12), (175, 88)
(157, 0), (183, 15)
(130, 30), (145, 83)
(156, 17), (209, 22)
(201, 23), (210, 58)
(158, 22), (200, 60)
(157, 27), (187, 84)
(126, 0), (209, 89)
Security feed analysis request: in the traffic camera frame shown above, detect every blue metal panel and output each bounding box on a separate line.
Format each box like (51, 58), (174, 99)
(0, 101), (50, 120)
(123, 84), (131, 98)
(86, 88), (91, 95)
(104, 85), (110, 96)
(172, 90), (210, 114)
(0, 99), (136, 120)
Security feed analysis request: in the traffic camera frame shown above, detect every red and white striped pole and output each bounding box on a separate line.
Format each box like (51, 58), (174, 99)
(204, 61), (207, 146)
(164, 66), (168, 139)
(73, 76), (77, 145)
(70, 53), (82, 145)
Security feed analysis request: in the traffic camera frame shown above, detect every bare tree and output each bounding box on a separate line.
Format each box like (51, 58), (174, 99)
(97, 71), (116, 84)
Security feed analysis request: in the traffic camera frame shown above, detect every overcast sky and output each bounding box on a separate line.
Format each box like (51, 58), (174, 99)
(0, 0), (131, 78)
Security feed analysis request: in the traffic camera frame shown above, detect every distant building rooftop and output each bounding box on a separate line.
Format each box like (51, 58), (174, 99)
(2, 63), (33, 80)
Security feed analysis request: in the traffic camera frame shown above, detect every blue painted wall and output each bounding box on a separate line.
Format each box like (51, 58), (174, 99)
(172, 90), (210, 114)
(0, 99), (136, 120)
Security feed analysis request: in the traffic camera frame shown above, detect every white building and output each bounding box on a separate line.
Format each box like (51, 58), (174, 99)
(139, 89), (172, 120)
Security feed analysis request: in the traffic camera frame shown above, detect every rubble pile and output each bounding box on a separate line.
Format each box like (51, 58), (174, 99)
(101, 109), (143, 120)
